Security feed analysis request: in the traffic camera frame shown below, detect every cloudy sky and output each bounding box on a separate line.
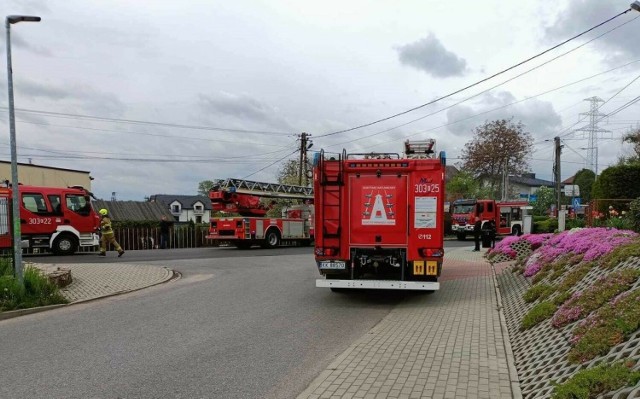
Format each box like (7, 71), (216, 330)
(1, 0), (639, 200)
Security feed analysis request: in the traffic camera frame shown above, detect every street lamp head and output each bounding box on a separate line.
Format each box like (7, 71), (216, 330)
(632, 1), (640, 12)
(6, 15), (41, 25)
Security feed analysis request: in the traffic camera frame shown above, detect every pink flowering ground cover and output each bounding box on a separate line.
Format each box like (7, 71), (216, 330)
(523, 228), (638, 278)
(488, 233), (553, 262)
(567, 289), (640, 364)
(550, 268), (640, 328)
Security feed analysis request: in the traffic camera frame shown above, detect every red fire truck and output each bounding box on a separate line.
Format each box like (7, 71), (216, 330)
(450, 198), (528, 240)
(206, 178), (314, 249)
(0, 185), (100, 255)
(313, 140), (446, 291)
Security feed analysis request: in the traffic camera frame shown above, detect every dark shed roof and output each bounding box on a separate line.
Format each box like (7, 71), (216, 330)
(149, 194), (213, 210)
(92, 200), (173, 221)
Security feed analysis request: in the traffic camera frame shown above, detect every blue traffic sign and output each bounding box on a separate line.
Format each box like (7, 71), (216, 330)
(572, 197), (581, 210)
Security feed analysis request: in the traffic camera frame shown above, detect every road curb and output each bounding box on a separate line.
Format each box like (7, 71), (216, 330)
(490, 261), (523, 399)
(0, 268), (178, 321)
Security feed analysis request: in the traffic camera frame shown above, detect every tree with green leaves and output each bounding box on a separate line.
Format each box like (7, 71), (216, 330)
(446, 170), (493, 200)
(460, 119), (534, 198)
(592, 163), (640, 200)
(573, 169), (595, 203)
(532, 186), (555, 216)
(623, 128), (640, 161)
(197, 180), (215, 196)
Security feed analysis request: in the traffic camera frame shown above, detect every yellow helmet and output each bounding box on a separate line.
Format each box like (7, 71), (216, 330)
(99, 209), (108, 216)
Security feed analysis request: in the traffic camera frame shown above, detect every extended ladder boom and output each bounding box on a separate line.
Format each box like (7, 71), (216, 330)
(212, 178), (313, 199)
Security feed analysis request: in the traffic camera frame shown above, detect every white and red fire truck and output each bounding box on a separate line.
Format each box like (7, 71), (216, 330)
(450, 198), (528, 240)
(206, 178), (314, 249)
(313, 139), (446, 291)
(0, 185), (100, 255)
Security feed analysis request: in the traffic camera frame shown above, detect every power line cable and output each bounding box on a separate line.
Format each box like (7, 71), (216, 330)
(315, 7), (636, 138)
(241, 149), (299, 179)
(351, 59), (640, 153)
(7, 119), (294, 148)
(320, 15), (639, 148)
(0, 107), (293, 136)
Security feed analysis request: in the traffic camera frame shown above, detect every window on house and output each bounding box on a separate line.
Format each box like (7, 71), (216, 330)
(172, 205), (180, 213)
(196, 216), (202, 224)
(194, 205), (203, 212)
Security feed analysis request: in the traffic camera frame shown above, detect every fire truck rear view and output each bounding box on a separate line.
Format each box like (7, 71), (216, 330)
(313, 139), (446, 291)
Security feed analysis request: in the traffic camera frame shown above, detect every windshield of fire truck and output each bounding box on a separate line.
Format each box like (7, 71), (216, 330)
(452, 204), (475, 214)
(66, 194), (91, 216)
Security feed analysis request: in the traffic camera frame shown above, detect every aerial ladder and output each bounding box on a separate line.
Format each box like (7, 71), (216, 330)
(207, 178), (314, 248)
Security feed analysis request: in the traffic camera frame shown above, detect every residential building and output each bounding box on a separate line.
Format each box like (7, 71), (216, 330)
(149, 194), (212, 224)
(508, 173), (559, 201)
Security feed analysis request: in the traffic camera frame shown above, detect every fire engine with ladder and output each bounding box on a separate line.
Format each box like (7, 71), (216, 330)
(206, 178), (314, 249)
(313, 139), (446, 291)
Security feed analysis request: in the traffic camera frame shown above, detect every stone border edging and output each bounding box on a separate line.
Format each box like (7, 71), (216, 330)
(490, 261), (523, 399)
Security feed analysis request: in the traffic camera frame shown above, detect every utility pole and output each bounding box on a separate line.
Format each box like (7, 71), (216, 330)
(298, 132), (309, 185)
(554, 136), (562, 215)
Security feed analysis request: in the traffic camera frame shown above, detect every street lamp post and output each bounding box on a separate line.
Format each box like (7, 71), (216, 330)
(6, 15), (41, 283)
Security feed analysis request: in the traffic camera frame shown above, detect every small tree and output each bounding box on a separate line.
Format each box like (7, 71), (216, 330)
(532, 186), (555, 216)
(197, 180), (215, 196)
(460, 119), (534, 198)
(447, 170), (493, 200)
(573, 169), (595, 203)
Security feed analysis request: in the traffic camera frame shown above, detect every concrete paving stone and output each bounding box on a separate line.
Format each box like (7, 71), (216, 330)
(297, 247), (518, 399)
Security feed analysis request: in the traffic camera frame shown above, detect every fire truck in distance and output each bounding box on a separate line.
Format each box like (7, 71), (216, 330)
(313, 139), (446, 291)
(450, 198), (528, 240)
(0, 184), (100, 255)
(206, 178), (314, 249)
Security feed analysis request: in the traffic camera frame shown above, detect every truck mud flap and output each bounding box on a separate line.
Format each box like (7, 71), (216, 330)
(316, 279), (439, 291)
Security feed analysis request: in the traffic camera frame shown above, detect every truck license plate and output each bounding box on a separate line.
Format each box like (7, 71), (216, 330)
(319, 261), (346, 270)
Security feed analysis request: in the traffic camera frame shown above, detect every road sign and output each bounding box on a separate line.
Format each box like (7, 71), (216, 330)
(564, 185), (580, 197)
(572, 197), (581, 210)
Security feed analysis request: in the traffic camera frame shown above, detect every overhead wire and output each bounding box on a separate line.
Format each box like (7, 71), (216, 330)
(241, 149), (300, 179)
(9, 119), (293, 148)
(315, 7), (636, 138)
(0, 107), (294, 136)
(321, 15), (640, 149)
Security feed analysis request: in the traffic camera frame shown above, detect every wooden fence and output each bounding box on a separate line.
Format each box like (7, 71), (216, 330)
(79, 226), (215, 253)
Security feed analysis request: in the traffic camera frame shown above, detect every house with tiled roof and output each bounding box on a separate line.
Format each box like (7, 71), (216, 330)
(508, 173), (561, 200)
(149, 194), (212, 224)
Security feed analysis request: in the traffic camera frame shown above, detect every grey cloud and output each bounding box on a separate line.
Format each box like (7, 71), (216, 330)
(197, 92), (295, 131)
(544, 0), (640, 61)
(445, 91), (562, 140)
(395, 33), (467, 78)
(17, 80), (126, 116)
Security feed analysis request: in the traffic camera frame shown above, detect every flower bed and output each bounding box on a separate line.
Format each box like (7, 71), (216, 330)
(551, 269), (640, 329)
(497, 228), (640, 398)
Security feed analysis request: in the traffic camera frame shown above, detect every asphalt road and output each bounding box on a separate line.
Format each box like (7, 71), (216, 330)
(1, 246), (416, 399)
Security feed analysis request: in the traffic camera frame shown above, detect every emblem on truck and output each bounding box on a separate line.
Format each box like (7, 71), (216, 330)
(362, 187), (396, 225)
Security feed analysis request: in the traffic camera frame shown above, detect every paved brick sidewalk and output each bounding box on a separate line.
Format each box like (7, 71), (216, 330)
(297, 247), (519, 399)
(32, 263), (173, 303)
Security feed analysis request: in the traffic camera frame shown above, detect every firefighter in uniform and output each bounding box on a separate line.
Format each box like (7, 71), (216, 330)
(99, 209), (125, 257)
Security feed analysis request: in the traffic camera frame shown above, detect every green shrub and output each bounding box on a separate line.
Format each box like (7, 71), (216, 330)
(521, 301), (557, 330)
(533, 218), (559, 233)
(565, 218), (586, 229)
(552, 361), (640, 399)
(0, 265), (68, 311)
(0, 256), (12, 277)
